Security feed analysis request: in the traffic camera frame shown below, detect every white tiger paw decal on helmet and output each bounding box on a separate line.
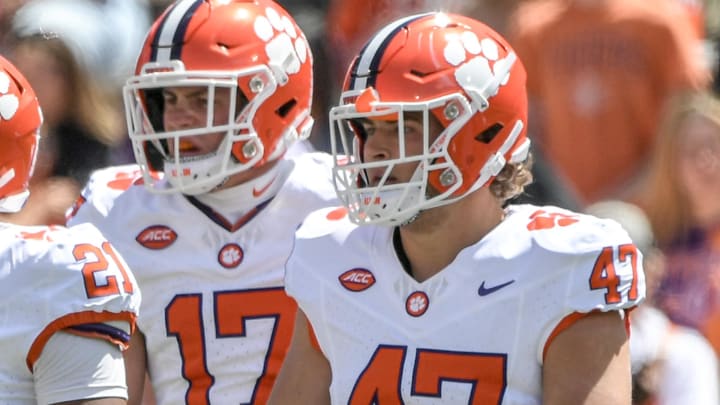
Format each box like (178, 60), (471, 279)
(253, 6), (309, 85)
(443, 31), (515, 111)
(0, 72), (19, 121)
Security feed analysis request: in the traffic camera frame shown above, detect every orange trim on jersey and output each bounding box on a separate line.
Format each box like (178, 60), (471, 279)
(26, 310), (137, 371)
(543, 312), (589, 361)
(307, 318), (321, 352)
(543, 310), (632, 361)
(186, 195), (274, 232)
(624, 307), (634, 337)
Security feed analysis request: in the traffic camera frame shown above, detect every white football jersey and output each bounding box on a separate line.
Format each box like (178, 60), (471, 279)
(0, 222), (140, 403)
(286, 204), (646, 405)
(67, 152), (337, 404)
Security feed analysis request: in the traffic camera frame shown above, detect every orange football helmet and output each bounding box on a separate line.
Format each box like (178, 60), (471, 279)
(330, 12), (530, 225)
(0, 55), (42, 213)
(124, 0), (313, 195)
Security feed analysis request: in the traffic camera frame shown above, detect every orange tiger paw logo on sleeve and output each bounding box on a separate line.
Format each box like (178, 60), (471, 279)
(107, 169), (158, 190)
(19, 225), (63, 241)
(526, 209), (579, 231)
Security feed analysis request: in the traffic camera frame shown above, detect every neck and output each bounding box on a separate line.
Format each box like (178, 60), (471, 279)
(395, 188), (504, 282)
(195, 160), (286, 222)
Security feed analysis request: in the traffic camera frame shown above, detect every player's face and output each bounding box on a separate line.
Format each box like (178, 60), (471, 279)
(360, 113), (443, 187)
(162, 86), (232, 157)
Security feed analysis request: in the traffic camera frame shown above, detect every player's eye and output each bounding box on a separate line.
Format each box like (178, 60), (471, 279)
(161, 90), (177, 105)
(190, 96), (209, 110)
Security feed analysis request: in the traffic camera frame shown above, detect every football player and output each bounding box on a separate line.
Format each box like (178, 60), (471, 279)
(269, 12), (645, 405)
(65, 0), (337, 404)
(0, 54), (140, 404)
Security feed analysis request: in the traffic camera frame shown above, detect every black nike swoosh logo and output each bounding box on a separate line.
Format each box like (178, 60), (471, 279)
(477, 280), (515, 296)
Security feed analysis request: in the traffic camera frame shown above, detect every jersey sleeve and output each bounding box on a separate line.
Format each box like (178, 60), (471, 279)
(532, 212), (646, 362)
(9, 223), (141, 371)
(33, 328), (128, 405)
(563, 216), (645, 313)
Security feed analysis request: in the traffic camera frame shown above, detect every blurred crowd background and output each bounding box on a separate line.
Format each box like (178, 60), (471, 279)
(1, 0), (720, 403)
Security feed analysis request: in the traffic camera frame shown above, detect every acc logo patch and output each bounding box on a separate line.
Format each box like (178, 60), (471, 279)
(136, 225), (177, 250)
(406, 291), (429, 317)
(339, 268), (376, 292)
(218, 243), (244, 269)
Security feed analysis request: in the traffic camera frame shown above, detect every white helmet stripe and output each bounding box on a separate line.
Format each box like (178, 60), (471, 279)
(151, 0), (202, 63)
(349, 13), (434, 91)
(0, 168), (15, 189)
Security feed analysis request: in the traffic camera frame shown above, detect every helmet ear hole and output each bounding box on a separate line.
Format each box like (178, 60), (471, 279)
(276, 99), (297, 118)
(475, 123), (504, 144)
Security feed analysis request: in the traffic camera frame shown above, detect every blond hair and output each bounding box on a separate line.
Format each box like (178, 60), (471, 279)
(490, 153), (534, 202)
(14, 34), (123, 146)
(638, 90), (720, 246)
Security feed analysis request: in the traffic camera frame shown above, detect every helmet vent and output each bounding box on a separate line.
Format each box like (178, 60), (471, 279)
(276, 99), (297, 118)
(475, 123), (503, 144)
(409, 69), (430, 78)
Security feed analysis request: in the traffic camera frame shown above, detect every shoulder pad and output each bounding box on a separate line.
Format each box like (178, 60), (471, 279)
(295, 206), (355, 241)
(510, 205), (633, 254)
(66, 165), (145, 225)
